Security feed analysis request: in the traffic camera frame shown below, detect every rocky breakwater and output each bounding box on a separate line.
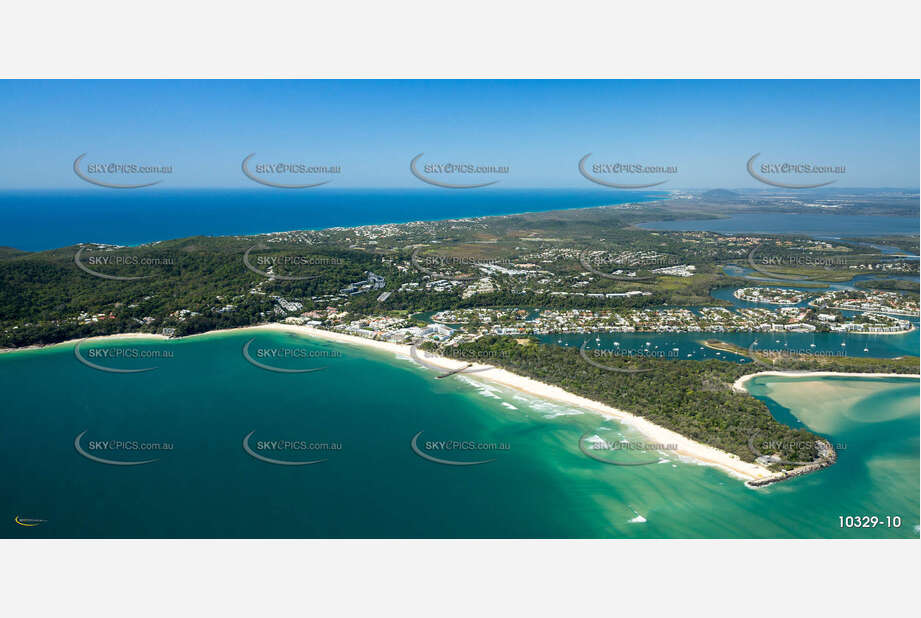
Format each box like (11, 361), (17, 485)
(745, 439), (837, 488)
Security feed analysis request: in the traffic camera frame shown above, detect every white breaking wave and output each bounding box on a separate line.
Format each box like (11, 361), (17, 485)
(628, 515), (647, 523)
(503, 390), (587, 419)
(542, 409), (584, 419)
(457, 375), (503, 399)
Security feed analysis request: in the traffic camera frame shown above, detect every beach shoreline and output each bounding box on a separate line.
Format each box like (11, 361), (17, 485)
(6, 323), (917, 485)
(251, 324), (782, 483)
(733, 370), (921, 392)
(0, 331), (170, 354)
(1, 322), (779, 482)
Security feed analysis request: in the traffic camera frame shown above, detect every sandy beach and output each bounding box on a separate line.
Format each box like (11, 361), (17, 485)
(733, 370), (920, 392)
(252, 323), (779, 483)
(11, 322), (916, 483)
(0, 331), (169, 354)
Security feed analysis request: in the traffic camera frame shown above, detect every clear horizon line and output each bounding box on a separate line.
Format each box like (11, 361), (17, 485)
(0, 185), (918, 192)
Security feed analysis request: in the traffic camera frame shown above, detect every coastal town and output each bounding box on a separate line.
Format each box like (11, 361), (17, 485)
(425, 304), (912, 337)
(811, 289), (919, 317)
(4, 210), (919, 351)
(733, 287), (805, 305)
(278, 292), (913, 348)
(10, 253), (916, 344)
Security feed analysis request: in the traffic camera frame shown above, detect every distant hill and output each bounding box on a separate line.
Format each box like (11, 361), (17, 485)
(0, 246), (31, 258)
(699, 189), (740, 201)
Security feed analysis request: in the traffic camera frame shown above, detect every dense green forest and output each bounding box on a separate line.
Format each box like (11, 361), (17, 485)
(0, 236), (731, 347)
(0, 238), (385, 347)
(433, 336), (832, 467)
(706, 339), (919, 374)
(855, 278), (920, 294)
(1, 205), (916, 348)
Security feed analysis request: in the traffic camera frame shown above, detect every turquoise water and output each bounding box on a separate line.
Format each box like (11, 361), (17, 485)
(1, 331), (918, 538)
(537, 285), (918, 363)
(744, 376), (919, 537)
(542, 320), (919, 364)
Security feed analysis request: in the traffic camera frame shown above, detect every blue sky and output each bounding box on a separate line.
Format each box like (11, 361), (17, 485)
(0, 80), (917, 189)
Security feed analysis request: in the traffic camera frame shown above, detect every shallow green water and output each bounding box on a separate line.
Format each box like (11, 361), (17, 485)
(1, 331), (918, 538)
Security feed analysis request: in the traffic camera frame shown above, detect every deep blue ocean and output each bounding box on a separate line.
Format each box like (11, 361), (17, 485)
(0, 189), (664, 251)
